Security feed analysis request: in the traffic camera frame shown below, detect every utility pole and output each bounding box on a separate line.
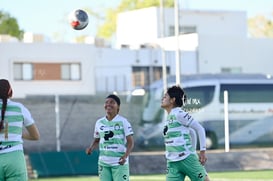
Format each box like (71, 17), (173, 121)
(160, 0), (167, 92)
(174, 0), (181, 85)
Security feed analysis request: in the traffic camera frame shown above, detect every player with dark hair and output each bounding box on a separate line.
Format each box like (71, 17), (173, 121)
(86, 94), (134, 181)
(0, 79), (40, 181)
(161, 85), (209, 181)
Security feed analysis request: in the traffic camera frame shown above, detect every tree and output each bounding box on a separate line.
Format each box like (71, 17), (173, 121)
(0, 11), (24, 40)
(97, 0), (174, 39)
(248, 14), (273, 38)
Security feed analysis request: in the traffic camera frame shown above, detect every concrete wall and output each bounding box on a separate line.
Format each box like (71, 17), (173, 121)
(199, 35), (273, 75)
(0, 43), (96, 97)
(129, 148), (273, 174)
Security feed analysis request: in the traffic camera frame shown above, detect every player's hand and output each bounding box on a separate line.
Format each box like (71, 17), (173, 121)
(199, 150), (207, 165)
(85, 147), (92, 155)
(118, 156), (127, 165)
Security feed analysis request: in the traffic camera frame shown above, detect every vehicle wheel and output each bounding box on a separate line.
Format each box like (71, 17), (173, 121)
(206, 131), (218, 149)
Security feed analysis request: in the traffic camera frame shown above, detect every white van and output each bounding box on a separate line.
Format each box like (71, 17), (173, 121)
(135, 73), (273, 149)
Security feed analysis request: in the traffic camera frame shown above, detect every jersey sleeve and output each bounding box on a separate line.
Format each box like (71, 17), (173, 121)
(189, 128), (197, 150)
(190, 121), (207, 151)
(93, 121), (100, 138)
(22, 105), (35, 127)
(177, 110), (206, 151)
(177, 110), (194, 127)
(123, 119), (134, 136)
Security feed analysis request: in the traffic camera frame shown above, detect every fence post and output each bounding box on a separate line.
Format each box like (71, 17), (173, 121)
(224, 90), (230, 152)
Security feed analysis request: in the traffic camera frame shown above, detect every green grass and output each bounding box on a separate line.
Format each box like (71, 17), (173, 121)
(29, 170), (273, 181)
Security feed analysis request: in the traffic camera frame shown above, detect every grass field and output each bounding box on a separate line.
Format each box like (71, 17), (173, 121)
(29, 170), (273, 181)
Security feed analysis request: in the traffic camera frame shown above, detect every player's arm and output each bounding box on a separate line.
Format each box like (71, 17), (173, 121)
(119, 134), (134, 165)
(189, 128), (197, 150)
(190, 121), (207, 165)
(22, 124), (40, 140)
(86, 138), (100, 155)
(125, 134), (134, 158)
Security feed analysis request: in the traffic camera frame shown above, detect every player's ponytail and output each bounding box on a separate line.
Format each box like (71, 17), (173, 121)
(0, 79), (12, 138)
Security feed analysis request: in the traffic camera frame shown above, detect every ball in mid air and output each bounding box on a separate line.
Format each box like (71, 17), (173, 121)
(68, 9), (89, 30)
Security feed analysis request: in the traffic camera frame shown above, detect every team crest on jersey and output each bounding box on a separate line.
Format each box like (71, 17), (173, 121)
(167, 115), (176, 124)
(168, 119), (173, 124)
(114, 123), (120, 130)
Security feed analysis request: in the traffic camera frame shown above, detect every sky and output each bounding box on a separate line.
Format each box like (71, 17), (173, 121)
(0, 0), (272, 42)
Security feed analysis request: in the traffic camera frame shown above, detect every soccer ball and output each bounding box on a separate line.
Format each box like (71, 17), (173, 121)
(68, 9), (89, 30)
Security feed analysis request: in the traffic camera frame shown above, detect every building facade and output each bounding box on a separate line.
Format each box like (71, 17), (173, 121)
(0, 7), (273, 98)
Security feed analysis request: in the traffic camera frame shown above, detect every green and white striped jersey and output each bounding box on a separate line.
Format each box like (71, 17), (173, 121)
(163, 107), (197, 162)
(0, 100), (35, 154)
(94, 114), (133, 166)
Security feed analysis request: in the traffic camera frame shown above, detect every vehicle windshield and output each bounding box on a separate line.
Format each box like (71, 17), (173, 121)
(220, 84), (273, 103)
(183, 85), (215, 112)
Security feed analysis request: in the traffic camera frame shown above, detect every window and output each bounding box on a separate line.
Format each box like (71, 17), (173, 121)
(132, 67), (148, 87)
(14, 63), (33, 80)
(184, 86), (215, 110)
(61, 63), (81, 80)
(132, 66), (170, 87)
(168, 26), (197, 36)
(220, 84), (273, 103)
(221, 67), (242, 73)
(13, 62), (81, 81)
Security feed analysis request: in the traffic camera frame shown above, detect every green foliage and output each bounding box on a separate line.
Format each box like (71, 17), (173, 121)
(248, 14), (273, 38)
(97, 0), (174, 39)
(0, 11), (24, 40)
